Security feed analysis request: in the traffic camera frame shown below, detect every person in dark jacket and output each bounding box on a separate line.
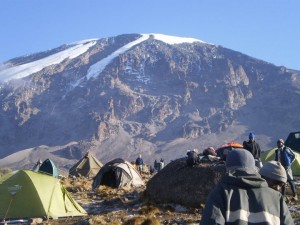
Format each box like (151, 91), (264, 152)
(186, 149), (198, 166)
(275, 138), (297, 199)
(200, 148), (294, 225)
(243, 132), (262, 168)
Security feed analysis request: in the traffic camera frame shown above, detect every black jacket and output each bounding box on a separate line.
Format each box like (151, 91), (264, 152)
(243, 140), (261, 159)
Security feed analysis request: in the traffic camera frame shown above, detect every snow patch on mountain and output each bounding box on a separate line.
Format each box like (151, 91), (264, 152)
(0, 33), (206, 85)
(73, 34), (151, 87)
(0, 40), (97, 83)
(152, 33), (205, 44)
(73, 34), (205, 87)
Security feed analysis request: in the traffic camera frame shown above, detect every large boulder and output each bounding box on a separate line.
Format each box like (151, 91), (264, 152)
(145, 158), (226, 208)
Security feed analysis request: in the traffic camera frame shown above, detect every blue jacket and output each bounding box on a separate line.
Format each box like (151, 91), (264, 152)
(275, 146), (295, 169)
(136, 157), (143, 166)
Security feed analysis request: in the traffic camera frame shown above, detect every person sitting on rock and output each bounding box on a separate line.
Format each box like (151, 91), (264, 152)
(201, 147), (219, 162)
(186, 149), (199, 166)
(203, 146), (217, 156)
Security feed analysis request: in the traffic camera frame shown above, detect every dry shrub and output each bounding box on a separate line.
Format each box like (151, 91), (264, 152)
(62, 177), (73, 189)
(124, 216), (161, 225)
(140, 205), (160, 216)
(87, 215), (123, 225)
(62, 177), (92, 192)
(94, 185), (134, 199)
(0, 168), (12, 177)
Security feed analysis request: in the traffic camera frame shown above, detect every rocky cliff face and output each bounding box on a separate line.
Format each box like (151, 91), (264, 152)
(0, 33), (299, 170)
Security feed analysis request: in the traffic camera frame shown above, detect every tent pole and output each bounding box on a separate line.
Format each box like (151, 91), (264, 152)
(3, 196), (14, 222)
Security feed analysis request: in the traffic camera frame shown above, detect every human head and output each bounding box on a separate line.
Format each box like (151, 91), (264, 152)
(203, 147), (216, 156)
(277, 139), (284, 148)
(226, 149), (256, 173)
(249, 132), (255, 140)
(259, 161), (287, 191)
(139, 154), (142, 158)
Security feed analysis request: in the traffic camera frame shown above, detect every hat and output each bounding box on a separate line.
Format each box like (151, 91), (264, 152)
(226, 149), (256, 172)
(277, 139), (284, 144)
(249, 132), (255, 139)
(259, 161), (287, 183)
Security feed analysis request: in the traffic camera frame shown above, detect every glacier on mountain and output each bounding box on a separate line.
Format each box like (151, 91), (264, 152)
(0, 40), (97, 82)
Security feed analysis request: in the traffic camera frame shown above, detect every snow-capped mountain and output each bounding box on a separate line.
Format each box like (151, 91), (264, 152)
(0, 33), (299, 171)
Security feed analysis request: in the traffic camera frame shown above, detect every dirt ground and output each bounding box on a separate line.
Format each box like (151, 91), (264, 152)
(39, 175), (300, 225)
(4, 174), (300, 225)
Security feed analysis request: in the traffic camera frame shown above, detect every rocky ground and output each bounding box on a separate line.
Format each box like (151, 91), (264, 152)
(34, 174), (300, 225)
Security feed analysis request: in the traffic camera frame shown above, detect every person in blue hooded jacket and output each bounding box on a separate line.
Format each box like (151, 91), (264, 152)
(275, 138), (297, 199)
(135, 154), (144, 174)
(200, 148), (294, 225)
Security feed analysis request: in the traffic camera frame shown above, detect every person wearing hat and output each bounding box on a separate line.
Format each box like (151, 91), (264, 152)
(243, 132), (262, 168)
(259, 161), (287, 192)
(200, 149), (294, 225)
(275, 138), (297, 199)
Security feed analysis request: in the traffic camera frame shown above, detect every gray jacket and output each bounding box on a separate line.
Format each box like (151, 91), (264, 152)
(200, 170), (294, 225)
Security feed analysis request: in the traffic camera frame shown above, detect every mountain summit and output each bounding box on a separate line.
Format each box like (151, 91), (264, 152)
(0, 33), (299, 171)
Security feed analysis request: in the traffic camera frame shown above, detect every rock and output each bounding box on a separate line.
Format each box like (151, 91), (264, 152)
(146, 158), (226, 207)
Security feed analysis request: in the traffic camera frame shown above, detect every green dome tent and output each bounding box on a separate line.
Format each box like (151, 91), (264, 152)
(261, 148), (300, 176)
(0, 170), (87, 220)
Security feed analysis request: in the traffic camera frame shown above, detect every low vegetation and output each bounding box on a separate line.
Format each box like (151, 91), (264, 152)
(0, 168), (12, 177)
(1, 168), (300, 224)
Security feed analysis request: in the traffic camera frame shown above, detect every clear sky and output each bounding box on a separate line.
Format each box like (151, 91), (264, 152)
(0, 0), (299, 70)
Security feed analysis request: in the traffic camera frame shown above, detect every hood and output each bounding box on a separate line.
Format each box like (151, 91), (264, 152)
(221, 170), (268, 189)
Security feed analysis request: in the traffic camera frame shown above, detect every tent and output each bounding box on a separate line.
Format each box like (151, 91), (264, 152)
(38, 159), (59, 178)
(215, 142), (244, 160)
(32, 159), (43, 172)
(261, 148), (300, 176)
(92, 158), (144, 189)
(69, 151), (103, 178)
(285, 131), (300, 152)
(0, 170), (87, 220)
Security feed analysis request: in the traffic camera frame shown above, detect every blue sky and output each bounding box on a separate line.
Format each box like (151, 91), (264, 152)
(0, 0), (299, 70)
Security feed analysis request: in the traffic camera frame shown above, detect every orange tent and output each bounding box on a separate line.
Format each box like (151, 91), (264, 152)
(216, 142), (243, 160)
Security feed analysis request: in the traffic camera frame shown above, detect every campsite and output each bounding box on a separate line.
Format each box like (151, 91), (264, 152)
(2, 134), (300, 224)
(2, 152), (300, 225)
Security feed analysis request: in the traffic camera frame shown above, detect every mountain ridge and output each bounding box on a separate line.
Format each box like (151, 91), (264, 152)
(0, 33), (299, 172)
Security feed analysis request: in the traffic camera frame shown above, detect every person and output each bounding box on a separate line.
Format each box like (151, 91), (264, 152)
(159, 158), (165, 171)
(201, 147), (220, 162)
(259, 160), (287, 192)
(202, 146), (217, 156)
(186, 149), (198, 166)
(275, 138), (297, 199)
(243, 132), (262, 168)
(154, 159), (158, 171)
(135, 154), (143, 174)
(200, 148), (294, 225)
